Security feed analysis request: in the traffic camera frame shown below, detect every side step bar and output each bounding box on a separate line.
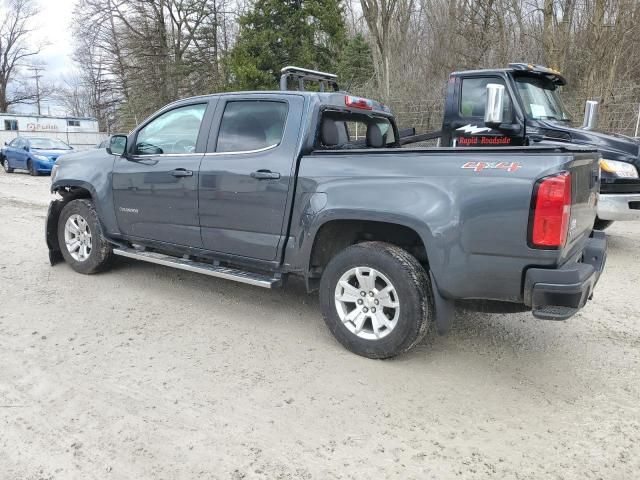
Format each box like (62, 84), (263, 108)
(113, 248), (281, 289)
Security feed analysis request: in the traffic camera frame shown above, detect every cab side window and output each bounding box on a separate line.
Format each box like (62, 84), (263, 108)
(135, 103), (207, 155)
(460, 77), (513, 121)
(216, 101), (288, 153)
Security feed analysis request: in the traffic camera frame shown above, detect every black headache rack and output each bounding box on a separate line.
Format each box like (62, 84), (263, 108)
(280, 66), (339, 92)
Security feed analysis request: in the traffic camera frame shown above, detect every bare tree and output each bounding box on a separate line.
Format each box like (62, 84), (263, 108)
(360, 0), (414, 100)
(0, 0), (44, 111)
(72, 0), (237, 130)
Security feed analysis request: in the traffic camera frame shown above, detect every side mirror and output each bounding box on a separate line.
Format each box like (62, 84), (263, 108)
(107, 135), (128, 156)
(484, 83), (505, 128)
(23, 145), (29, 151)
(582, 100), (598, 130)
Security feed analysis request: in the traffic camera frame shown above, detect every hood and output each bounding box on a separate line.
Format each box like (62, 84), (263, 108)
(536, 120), (640, 165)
(55, 147), (112, 165)
(32, 148), (74, 160)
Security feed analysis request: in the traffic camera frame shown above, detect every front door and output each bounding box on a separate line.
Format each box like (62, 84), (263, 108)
(199, 95), (303, 261)
(452, 76), (525, 147)
(113, 101), (211, 247)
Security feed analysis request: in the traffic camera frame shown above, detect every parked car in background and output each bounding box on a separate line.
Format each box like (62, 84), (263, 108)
(1, 137), (73, 176)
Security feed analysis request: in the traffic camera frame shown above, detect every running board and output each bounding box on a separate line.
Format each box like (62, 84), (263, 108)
(113, 248), (281, 288)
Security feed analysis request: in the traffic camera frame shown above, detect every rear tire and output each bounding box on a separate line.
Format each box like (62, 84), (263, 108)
(594, 218), (613, 231)
(319, 241), (433, 359)
(3, 158), (13, 173)
(57, 199), (113, 274)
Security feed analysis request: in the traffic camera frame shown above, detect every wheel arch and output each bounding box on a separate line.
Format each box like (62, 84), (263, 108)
(46, 184), (98, 265)
(304, 212), (435, 291)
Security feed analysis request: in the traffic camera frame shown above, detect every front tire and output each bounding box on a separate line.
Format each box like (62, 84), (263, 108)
(3, 158), (13, 173)
(28, 160), (39, 176)
(57, 199), (113, 274)
(319, 241), (433, 359)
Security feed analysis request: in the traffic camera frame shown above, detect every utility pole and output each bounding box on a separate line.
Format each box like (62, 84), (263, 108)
(28, 66), (44, 116)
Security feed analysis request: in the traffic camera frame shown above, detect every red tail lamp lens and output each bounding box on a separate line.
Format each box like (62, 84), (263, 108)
(531, 172), (572, 248)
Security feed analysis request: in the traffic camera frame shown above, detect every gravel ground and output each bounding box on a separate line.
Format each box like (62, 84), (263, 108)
(1, 170), (639, 480)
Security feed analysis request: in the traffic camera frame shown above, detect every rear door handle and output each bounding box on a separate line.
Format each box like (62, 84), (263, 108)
(251, 170), (280, 180)
(171, 168), (193, 177)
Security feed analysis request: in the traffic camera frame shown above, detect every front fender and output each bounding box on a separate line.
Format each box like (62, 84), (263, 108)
(50, 150), (119, 235)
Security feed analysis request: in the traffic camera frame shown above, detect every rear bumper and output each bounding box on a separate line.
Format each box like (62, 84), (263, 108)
(597, 193), (640, 221)
(523, 231), (607, 320)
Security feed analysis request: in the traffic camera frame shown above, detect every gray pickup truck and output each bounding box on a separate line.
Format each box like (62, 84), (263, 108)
(46, 67), (606, 358)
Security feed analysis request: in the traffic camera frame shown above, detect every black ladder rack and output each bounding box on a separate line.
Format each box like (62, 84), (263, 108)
(279, 66), (339, 92)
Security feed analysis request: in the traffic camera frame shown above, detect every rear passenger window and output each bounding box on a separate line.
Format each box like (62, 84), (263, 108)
(318, 112), (395, 149)
(216, 101), (288, 153)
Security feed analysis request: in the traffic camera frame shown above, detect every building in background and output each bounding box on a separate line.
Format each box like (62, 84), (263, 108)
(0, 113), (105, 150)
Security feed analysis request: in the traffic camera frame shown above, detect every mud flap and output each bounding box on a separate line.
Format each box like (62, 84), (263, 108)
(430, 272), (455, 335)
(46, 199), (65, 265)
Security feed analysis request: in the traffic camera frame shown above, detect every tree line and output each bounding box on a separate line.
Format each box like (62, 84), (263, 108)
(1, 0), (639, 134)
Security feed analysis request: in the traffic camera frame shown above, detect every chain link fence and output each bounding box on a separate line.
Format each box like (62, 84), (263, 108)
(563, 85), (640, 137)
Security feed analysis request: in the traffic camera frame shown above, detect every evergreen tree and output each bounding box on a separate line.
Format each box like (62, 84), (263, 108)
(229, 0), (346, 90)
(336, 33), (375, 91)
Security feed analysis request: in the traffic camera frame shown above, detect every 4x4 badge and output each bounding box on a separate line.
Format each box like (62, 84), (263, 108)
(461, 161), (521, 172)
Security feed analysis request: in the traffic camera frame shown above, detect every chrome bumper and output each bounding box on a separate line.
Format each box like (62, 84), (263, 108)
(598, 193), (640, 221)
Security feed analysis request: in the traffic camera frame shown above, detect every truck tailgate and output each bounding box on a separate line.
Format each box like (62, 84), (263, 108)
(560, 153), (601, 263)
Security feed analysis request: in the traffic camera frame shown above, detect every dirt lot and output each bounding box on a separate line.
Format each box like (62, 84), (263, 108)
(0, 170), (639, 480)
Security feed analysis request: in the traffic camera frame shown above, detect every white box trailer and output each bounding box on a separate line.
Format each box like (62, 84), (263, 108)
(0, 113), (106, 150)
(0, 114), (99, 133)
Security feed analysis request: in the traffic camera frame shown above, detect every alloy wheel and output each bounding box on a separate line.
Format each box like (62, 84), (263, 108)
(334, 266), (400, 340)
(64, 214), (93, 262)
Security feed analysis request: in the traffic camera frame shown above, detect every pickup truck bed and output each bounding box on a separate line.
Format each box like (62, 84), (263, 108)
(45, 82), (607, 358)
(291, 146), (602, 304)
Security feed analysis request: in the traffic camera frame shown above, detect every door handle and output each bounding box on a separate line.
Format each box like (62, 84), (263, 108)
(251, 170), (280, 180)
(170, 168), (193, 177)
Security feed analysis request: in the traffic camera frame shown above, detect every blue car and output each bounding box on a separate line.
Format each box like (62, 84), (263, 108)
(1, 137), (73, 176)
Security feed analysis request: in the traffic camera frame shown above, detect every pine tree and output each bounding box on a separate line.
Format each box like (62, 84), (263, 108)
(336, 33), (375, 91)
(229, 0), (346, 90)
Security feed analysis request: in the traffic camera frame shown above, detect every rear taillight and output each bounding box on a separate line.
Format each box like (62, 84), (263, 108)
(530, 172), (572, 248)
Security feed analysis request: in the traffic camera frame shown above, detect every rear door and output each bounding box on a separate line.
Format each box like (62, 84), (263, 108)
(112, 100), (214, 247)
(199, 94), (303, 261)
(3, 138), (19, 168)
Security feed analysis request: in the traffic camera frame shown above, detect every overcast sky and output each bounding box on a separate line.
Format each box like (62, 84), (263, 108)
(36, 0), (75, 75)
(15, 0), (76, 115)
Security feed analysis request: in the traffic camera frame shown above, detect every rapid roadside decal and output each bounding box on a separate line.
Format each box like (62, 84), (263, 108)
(455, 124), (513, 146)
(461, 161), (521, 172)
(458, 136), (512, 145)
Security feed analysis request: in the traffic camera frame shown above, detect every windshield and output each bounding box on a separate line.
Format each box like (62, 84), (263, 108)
(515, 76), (572, 122)
(29, 138), (72, 150)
